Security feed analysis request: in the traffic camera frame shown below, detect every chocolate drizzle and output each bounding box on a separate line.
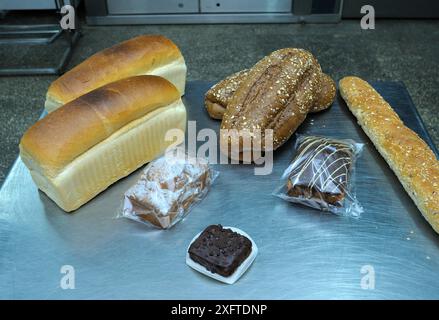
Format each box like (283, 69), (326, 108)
(286, 136), (356, 206)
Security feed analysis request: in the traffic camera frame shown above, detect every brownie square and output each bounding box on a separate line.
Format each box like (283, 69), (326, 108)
(287, 136), (355, 206)
(188, 225), (252, 277)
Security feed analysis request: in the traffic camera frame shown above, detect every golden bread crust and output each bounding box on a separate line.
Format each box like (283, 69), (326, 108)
(339, 76), (439, 234)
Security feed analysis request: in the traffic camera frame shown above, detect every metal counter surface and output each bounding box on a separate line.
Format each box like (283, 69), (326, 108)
(1, 81), (438, 299)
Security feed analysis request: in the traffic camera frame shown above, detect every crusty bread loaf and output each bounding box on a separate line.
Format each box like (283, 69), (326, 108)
(220, 48), (324, 160)
(205, 59), (335, 120)
(313, 73), (336, 113)
(45, 35), (186, 112)
(205, 69), (250, 120)
(20, 75), (187, 212)
(339, 76), (439, 234)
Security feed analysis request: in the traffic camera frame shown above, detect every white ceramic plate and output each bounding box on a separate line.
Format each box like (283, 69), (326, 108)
(186, 226), (258, 284)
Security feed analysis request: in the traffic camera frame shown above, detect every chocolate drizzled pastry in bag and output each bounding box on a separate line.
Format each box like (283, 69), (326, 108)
(188, 225), (252, 277)
(205, 51), (336, 120)
(273, 134), (363, 216)
(286, 136), (356, 207)
(218, 49), (335, 160)
(122, 152), (218, 229)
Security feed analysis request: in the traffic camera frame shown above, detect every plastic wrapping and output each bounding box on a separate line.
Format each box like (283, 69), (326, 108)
(273, 135), (364, 217)
(120, 150), (219, 229)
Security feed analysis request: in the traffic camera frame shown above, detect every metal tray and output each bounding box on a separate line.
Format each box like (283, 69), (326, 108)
(1, 81), (438, 299)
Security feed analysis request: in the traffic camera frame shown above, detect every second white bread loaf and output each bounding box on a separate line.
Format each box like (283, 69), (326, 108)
(339, 76), (439, 234)
(20, 75), (187, 212)
(45, 34), (187, 112)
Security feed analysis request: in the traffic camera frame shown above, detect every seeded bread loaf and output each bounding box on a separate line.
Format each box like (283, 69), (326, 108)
(219, 48), (327, 160)
(339, 76), (439, 234)
(205, 57), (335, 120)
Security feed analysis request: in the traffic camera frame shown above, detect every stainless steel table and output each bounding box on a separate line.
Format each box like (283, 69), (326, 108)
(1, 81), (438, 299)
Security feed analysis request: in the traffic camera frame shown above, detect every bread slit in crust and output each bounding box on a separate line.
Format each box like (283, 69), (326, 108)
(339, 76), (439, 234)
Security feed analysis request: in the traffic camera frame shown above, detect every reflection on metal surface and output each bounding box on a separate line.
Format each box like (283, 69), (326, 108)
(0, 81), (438, 299)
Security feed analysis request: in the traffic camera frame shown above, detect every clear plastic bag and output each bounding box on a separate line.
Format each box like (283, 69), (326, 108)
(119, 149), (219, 229)
(273, 135), (364, 217)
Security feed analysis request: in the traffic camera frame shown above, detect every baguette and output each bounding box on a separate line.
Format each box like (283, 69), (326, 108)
(339, 76), (439, 234)
(45, 35), (186, 112)
(20, 75), (187, 212)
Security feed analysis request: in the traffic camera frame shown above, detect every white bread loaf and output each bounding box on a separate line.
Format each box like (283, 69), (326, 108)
(339, 76), (439, 234)
(20, 75), (187, 212)
(45, 35), (186, 112)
